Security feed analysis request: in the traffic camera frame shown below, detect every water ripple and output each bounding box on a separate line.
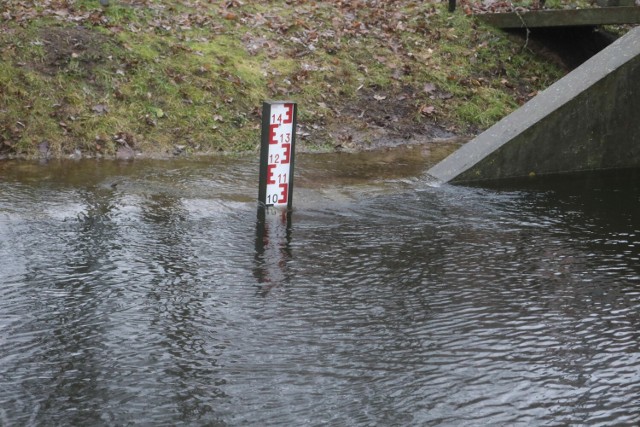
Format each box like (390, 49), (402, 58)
(1, 159), (640, 425)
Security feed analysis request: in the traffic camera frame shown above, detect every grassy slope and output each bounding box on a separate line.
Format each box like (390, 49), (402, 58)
(0, 0), (565, 158)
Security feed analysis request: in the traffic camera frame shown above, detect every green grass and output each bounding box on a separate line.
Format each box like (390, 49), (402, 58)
(0, 0), (569, 157)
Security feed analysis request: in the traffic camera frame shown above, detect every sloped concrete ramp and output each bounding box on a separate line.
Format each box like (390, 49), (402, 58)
(427, 26), (640, 184)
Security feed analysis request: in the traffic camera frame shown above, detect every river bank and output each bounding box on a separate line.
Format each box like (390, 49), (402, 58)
(0, 0), (565, 159)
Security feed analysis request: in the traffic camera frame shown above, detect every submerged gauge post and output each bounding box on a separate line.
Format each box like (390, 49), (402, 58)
(258, 101), (297, 210)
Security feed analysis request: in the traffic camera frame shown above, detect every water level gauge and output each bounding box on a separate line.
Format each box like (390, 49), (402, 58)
(258, 101), (297, 210)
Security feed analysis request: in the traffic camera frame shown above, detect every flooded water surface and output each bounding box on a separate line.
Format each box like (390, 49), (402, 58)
(1, 147), (639, 426)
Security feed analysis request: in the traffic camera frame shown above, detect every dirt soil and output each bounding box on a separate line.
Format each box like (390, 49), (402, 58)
(34, 27), (115, 77)
(311, 87), (462, 152)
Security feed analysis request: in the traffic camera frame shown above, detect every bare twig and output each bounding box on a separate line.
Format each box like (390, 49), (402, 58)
(511, 3), (531, 50)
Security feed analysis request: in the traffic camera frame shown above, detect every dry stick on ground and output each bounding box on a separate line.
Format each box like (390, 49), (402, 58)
(515, 8), (532, 52)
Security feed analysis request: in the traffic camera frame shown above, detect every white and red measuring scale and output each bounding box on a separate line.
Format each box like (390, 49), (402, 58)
(258, 101), (297, 210)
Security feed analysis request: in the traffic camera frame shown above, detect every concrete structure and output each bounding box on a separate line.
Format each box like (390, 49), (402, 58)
(478, 6), (640, 29)
(427, 26), (640, 184)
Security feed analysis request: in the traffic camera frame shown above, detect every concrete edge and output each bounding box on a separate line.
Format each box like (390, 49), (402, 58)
(427, 26), (640, 184)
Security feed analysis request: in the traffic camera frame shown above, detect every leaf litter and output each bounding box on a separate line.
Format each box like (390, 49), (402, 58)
(0, 0), (566, 157)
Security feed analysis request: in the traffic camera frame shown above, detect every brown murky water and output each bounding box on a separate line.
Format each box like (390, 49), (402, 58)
(1, 146), (639, 426)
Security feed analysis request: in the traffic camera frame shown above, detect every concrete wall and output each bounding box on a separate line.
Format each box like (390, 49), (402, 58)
(427, 26), (640, 184)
